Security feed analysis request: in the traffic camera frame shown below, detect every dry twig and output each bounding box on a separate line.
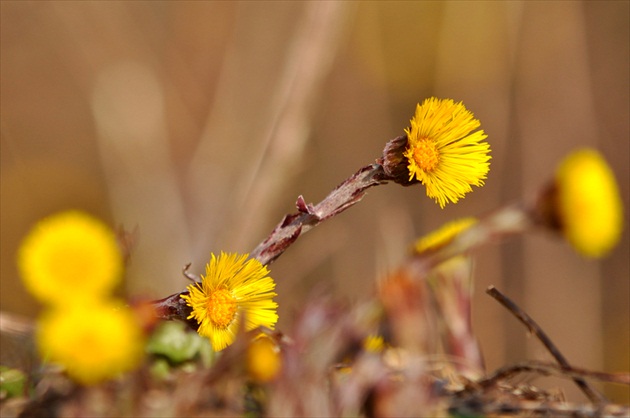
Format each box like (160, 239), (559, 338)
(486, 285), (607, 404)
(480, 360), (630, 387)
(153, 163), (390, 326)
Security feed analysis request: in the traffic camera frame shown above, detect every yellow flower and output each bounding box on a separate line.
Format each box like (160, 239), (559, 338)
(246, 334), (281, 382)
(555, 149), (623, 258)
(413, 217), (478, 254)
(17, 211), (123, 305)
(403, 98), (491, 208)
(37, 301), (144, 385)
(181, 252), (278, 352)
(363, 334), (385, 353)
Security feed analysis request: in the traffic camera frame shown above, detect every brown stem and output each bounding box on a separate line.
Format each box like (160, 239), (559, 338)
(480, 360), (630, 387)
(152, 163), (389, 324)
(486, 285), (607, 404)
(250, 163), (388, 265)
(152, 291), (196, 330)
(182, 263), (200, 282)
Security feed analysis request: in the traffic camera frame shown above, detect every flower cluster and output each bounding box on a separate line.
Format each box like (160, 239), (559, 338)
(17, 211), (144, 384)
(7, 96), (627, 416)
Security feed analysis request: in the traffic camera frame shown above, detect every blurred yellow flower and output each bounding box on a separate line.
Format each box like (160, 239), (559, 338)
(246, 334), (281, 382)
(181, 252), (278, 352)
(17, 211), (123, 305)
(363, 334), (385, 353)
(555, 149), (623, 258)
(414, 217), (478, 254)
(404, 98), (491, 208)
(37, 301), (144, 385)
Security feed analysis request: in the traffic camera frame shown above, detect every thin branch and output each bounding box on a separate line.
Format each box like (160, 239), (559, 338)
(182, 263), (200, 283)
(250, 163), (388, 265)
(152, 163), (390, 324)
(480, 360), (630, 388)
(486, 285), (607, 404)
(152, 291), (196, 330)
(449, 396), (629, 418)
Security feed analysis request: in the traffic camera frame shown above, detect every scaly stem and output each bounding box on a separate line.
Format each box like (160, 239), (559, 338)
(250, 163), (388, 265)
(153, 163), (390, 325)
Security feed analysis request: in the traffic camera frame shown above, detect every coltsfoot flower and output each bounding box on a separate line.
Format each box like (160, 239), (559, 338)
(363, 334), (385, 353)
(37, 301), (145, 385)
(405, 98), (491, 207)
(414, 217), (478, 254)
(554, 149), (623, 258)
(181, 252), (278, 351)
(383, 98), (491, 208)
(246, 334), (282, 382)
(17, 211), (123, 305)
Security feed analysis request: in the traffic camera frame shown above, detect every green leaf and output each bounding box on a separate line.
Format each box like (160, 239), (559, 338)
(0, 366), (26, 399)
(146, 322), (209, 364)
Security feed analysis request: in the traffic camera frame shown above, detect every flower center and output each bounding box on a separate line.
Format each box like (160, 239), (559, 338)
(208, 288), (238, 329)
(412, 139), (439, 172)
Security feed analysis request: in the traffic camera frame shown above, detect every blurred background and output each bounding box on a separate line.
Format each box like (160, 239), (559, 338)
(1, 1), (628, 402)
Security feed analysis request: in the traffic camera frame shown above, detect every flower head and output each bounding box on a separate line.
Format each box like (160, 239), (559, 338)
(554, 149), (623, 258)
(181, 252), (278, 351)
(246, 334), (282, 382)
(17, 211), (123, 305)
(37, 300), (144, 385)
(413, 217), (478, 254)
(363, 334), (385, 353)
(403, 98), (491, 208)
